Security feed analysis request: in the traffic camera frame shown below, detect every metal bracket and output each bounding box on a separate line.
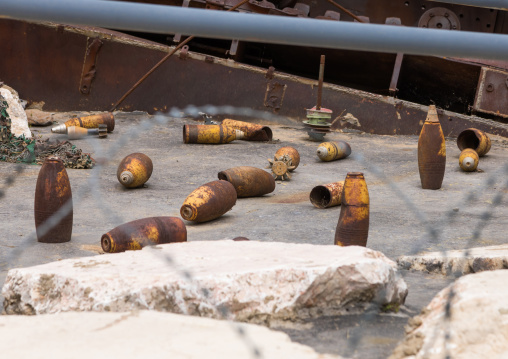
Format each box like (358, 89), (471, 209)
(386, 18), (403, 97)
(174, 0), (191, 43)
(179, 45), (189, 60)
(79, 37), (103, 95)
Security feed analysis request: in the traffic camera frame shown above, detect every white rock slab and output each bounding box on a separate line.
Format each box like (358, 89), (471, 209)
(0, 87), (31, 139)
(397, 244), (508, 275)
(389, 270), (508, 359)
(2, 241), (407, 323)
(0, 310), (343, 359)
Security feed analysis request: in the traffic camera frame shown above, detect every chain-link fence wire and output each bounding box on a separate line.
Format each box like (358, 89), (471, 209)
(2, 104), (507, 358)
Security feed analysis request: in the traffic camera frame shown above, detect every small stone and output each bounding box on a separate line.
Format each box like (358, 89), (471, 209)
(453, 207), (459, 212)
(25, 109), (55, 126)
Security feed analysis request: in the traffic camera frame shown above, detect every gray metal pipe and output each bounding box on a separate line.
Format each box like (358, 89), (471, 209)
(1, 0), (508, 61)
(427, 0), (508, 10)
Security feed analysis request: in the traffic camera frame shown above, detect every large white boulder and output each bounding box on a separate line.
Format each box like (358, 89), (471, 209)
(0, 86), (31, 139)
(389, 270), (508, 359)
(0, 310), (343, 359)
(2, 240), (407, 323)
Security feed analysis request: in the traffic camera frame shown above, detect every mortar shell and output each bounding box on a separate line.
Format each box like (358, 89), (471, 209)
(66, 126), (89, 140)
(218, 166), (275, 197)
(316, 141), (351, 162)
(459, 148), (479, 172)
(222, 119), (273, 141)
(52, 113), (115, 133)
(418, 105), (446, 190)
(180, 180), (237, 223)
(310, 181), (345, 209)
(34, 156), (73, 243)
(117, 153), (153, 188)
(334, 172), (369, 247)
(183, 124), (244, 144)
(457, 128), (491, 157)
(101, 216), (187, 253)
(275, 146), (300, 170)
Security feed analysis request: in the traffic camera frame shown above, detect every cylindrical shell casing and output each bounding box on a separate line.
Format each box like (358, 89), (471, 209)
(222, 119), (273, 141)
(310, 181), (345, 209)
(334, 173), (369, 247)
(457, 128), (491, 157)
(316, 141), (351, 162)
(66, 113), (115, 132)
(117, 153), (153, 188)
(34, 156), (73, 243)
(183, 124), (243, 144)
(418, 105), (446, 190)
(459, 148), (479, 172)
(217, 166), (275, 197)
(180, 180), (237, 222)
(67, 126), (89, 140)
(275, 146), (300, 171)
(101, 217), (187, 253)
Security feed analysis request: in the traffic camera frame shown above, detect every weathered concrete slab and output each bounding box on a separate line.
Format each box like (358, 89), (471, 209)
(1, 86), (31, 138)
(2, 240), (407, 323)
(389, 270), (508, 359)
(0, 310), (343, 359)
(397, 244), (508, 275)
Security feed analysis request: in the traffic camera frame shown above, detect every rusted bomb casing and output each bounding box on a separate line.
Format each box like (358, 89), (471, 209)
(117, 153), (153, 188)
(334, 173), (369, 247)
(218, 166), (275, 197)
(183, 124), (244, 144)
(51, 113), (115, 133)
(459, 148), (479, 172)
(316, 141), (351, 162)
(275, 146), (300, 170)
(101, 216), (187, 253)
(418, 105), (446, 190)
(222, 119), (273, 141)
(267, 146), (301, 180)
(310, 181), (344, 209)
(34, 156), (73, 243)
(180, 180), (237, 223)
(457, 128), (491, 157)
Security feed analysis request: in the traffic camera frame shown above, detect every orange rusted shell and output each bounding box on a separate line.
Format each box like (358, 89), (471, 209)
(66, 113), (115, 132)
(334, 172), (369, 247)
(275, 146), (300, 171)
(101, 217), (187, 253)
(218, 166), (275, 197)
(180, 180), (237, 223)
(418, 105), (446, 190)
(34, 156), (73, 243)
(457, 128), (491, 157)
(222, 119), (273, 141)
(183, 124), (243, 144)
(459, 148), (479, 172)
(310, 181), (344, 209)
(117, 153), (153, 188)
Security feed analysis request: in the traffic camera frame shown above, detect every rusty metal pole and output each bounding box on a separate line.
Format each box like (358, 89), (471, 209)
(326, 0), (364, 23)
(316, 55), (325, 111)
(110, 0), (250, 112)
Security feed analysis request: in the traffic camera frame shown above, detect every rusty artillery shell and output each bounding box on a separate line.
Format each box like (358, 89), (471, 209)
(418, 105), (446, 190)
(457, 128), (491, 157)
(222, 119), (273, 141)
(459, 148), (479, 172)
(117, 153), (153, 188)
(218, 166), (275, 197)
(183, 124), (244, 144)
(316, 141), (351, 162)
(180, 180), (237, 222)
(34, 156), (73, 243)
(334, 172), (369, 247)
(275, 146), (300, 170)
(310, 181), (344, 209)
(267, 146), (300, 180)
(101, 216), (187, 253)
(51, 113), (115, 134)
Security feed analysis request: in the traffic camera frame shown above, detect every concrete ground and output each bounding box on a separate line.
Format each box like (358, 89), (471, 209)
(1, 112), (507, 358)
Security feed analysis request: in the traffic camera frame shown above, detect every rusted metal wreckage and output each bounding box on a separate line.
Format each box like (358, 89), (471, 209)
(2, 0), (508, 136)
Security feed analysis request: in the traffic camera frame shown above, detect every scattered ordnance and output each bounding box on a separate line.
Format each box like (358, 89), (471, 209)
(232, 237), (250, 241)
(101, 216), (187, 253)
(183, 124), (244, 144)
(316, 141), (351, 162)
(117, 153), (153, 188)
(334, 172), (369, 247)
(222, 119), (273, 141)
(457, 128), (491, 157)
(180, 180), (237, 222)
(459, 148), (479, 172)
(34, 156), (73, 243)
(51, 113), (115, 134)
(418, 105), (446, 190)
(218, 166), (275, 197)
(310, 181), (344, 209)
(267, 146), (300, 181)
(66, 124), (107, 140)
